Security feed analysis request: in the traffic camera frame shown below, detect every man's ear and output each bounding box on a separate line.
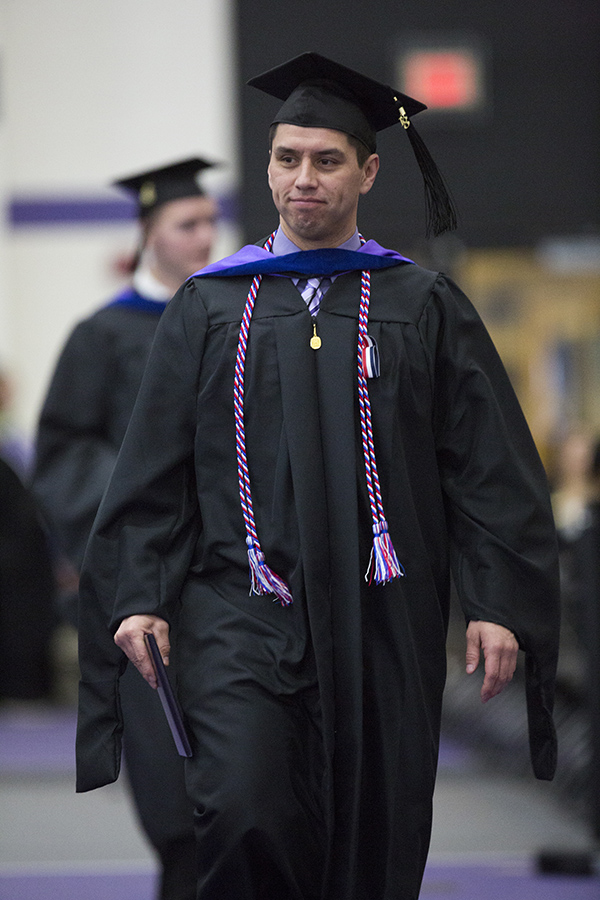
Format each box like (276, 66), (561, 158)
(360, 154), (380, 196)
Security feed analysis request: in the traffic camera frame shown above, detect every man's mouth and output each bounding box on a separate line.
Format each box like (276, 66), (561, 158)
(290, 197), (324, 207)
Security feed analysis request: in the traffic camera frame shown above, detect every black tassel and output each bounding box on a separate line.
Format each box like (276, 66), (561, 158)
(404, 117), (458, 238)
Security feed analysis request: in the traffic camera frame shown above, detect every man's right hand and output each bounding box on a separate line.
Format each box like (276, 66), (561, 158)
(114, 614), (170, 688)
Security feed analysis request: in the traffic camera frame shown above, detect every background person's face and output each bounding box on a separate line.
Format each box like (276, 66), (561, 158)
(145, 194), (218, 287)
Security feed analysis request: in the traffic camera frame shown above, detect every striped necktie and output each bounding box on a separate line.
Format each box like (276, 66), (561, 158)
(294, 276), (331, 316)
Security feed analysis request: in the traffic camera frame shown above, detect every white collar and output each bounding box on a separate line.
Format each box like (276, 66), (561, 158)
(132, 264), (172, 302)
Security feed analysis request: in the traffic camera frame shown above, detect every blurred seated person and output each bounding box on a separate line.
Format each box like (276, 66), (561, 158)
(0, 364), (33, 480)
(564, 437), (600, 836)
(551, 427), (596, 544)
(0, 456), (55, 703)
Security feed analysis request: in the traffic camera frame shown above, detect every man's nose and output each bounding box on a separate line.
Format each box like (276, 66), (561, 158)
(295, 159), (318, 188)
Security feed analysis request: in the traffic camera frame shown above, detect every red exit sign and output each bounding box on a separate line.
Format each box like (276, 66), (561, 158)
(398, 46), (486, 113)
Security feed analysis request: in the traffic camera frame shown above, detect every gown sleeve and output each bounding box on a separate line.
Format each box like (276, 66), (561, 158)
(32, 318), (122, 568)
(76, 280), (205, 791)
(420, 274), (560, 780)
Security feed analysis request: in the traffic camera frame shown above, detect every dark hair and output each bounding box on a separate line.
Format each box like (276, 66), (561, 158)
(268, 123), (374, 168)
(346, 133), (373, 167)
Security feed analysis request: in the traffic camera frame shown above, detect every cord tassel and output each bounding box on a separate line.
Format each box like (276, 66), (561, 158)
(404, 119), (458, 238)
(246, 538), (294, 605)
(366, 520), (405, 585)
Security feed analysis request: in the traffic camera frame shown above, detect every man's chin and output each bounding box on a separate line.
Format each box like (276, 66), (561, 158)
(285, 217), (330, 245)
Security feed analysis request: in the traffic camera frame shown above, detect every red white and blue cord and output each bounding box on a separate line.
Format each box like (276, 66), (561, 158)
(234, 231), (403, 605)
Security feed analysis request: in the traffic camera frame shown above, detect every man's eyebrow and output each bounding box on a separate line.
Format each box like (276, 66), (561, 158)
(273, 145), (347, 158)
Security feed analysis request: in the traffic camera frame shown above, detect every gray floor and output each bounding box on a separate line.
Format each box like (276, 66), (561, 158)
(3, 609), (594, 878)
(430, 769), (594, 859)
(0, 721), (596, 877)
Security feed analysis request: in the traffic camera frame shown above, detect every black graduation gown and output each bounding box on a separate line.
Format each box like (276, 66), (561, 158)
(76, 261), (560, 900)
(32, 293), (165, 569)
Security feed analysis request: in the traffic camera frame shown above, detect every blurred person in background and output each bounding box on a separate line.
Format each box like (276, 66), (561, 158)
(562, 436), (600, 841)
(0, 455), (55, 703)
(549, 428), (597, 691)
(551, 427), (596, 545)
(0, 367), (54, 705)
(0, 364), (33, 479)
(31, 157), (220, 900)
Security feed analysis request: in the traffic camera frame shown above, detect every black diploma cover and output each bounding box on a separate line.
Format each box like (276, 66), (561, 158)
(144, 632), (192, 757)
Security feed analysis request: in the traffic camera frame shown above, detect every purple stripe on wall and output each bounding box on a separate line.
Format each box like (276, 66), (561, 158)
(7, 191), (238, 227)
(8, 196), (137, 226)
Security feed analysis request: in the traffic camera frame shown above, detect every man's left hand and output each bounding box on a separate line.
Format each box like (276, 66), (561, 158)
(465, 620), (518, 703)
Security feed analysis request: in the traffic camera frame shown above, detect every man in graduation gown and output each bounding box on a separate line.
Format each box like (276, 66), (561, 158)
(32, 157), (219, 900)
(76, 54), (560, 900)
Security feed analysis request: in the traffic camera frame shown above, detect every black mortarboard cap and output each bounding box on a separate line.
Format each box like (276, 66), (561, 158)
(248, 52), (457, 237)
(113, 156), (216, 216)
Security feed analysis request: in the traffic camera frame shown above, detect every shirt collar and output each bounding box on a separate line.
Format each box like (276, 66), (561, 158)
(132, 264), (172, 302)
(272, 227), (362, 256)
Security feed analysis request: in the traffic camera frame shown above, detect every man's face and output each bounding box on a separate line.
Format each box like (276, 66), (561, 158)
(145, 194), (218, 286)
(267, 124), (379, 250)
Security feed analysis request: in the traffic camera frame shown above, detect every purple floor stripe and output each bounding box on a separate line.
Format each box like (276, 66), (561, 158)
(0, 707), (76, 775)
(436, 736), (477, 773)
(0, 705), (474, 778)
(0, 864), (598, 900)
(0, 871), (156, 900)
(421, 862), (600, 898)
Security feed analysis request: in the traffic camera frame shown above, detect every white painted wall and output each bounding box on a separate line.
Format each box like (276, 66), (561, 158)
(0, 0), (239, 439)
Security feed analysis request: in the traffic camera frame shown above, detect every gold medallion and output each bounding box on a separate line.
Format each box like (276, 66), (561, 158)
(310, 323), (321, 350)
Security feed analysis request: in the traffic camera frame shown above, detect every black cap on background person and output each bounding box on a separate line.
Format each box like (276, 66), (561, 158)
(114, 156), (218, 218)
